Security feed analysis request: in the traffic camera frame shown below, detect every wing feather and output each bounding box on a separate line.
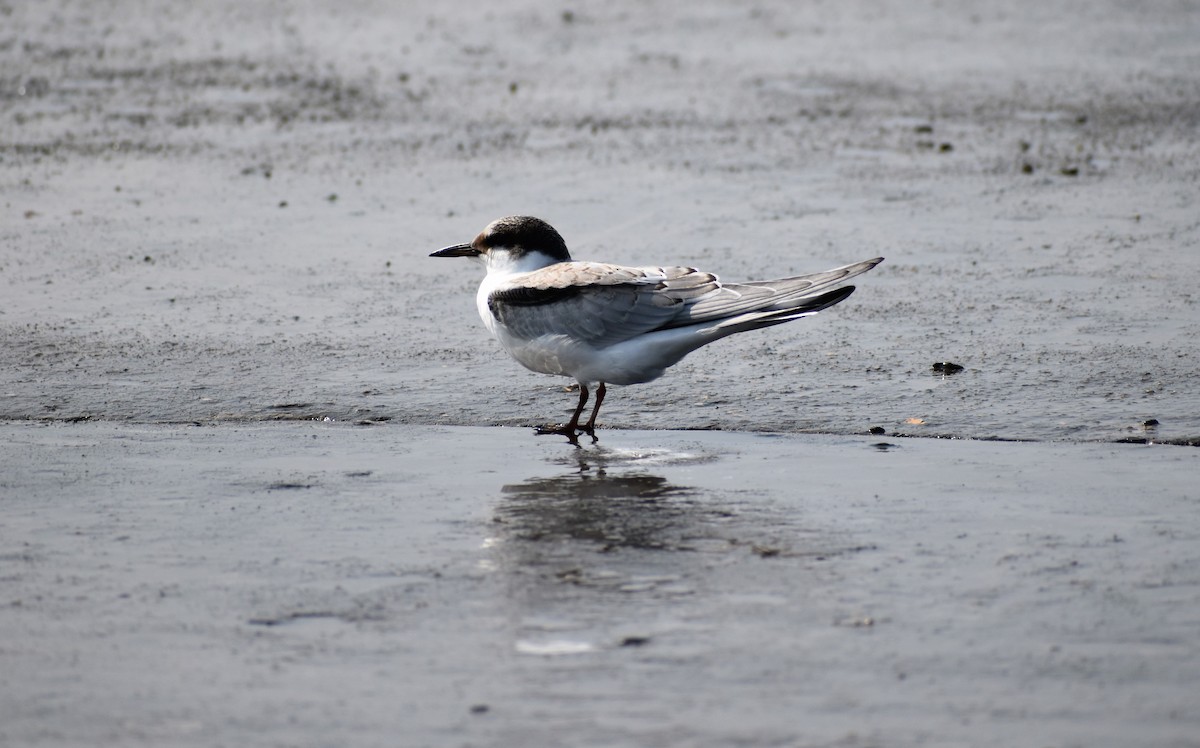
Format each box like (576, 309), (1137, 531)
(489, 263), (692, 346)
(486, 258), (882, 348)
(663, 258), (883, 325)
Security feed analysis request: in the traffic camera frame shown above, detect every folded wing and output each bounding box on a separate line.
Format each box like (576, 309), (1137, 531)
(487, 258), (882, 348)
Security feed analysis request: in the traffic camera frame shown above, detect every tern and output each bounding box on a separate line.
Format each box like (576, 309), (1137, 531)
(431, 216), (882, 441)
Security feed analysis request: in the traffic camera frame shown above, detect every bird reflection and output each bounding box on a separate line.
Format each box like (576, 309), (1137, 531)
(498, 470), (703, 550)
(488, 458), (721, 654)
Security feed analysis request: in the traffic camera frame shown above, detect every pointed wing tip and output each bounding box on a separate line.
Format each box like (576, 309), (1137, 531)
(844, 257), (884, 276)
(833, 257), (883, 280)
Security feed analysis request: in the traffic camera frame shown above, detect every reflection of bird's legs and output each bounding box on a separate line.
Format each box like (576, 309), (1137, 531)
(536, 382), (589, 443)
(582, 382), (606, 439)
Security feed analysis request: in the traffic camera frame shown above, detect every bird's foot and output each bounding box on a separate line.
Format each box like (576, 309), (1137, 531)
(534, 423), (598, 446)
(535, 423), (581, 445)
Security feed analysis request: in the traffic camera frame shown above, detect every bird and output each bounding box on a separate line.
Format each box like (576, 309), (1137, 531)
(431, 215), (882, 442)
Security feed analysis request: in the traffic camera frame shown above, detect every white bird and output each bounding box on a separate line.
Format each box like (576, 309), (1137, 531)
(431, 216), (882, 441)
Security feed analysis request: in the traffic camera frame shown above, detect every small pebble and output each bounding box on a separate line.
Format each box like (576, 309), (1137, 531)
(932, 362), (965, 373)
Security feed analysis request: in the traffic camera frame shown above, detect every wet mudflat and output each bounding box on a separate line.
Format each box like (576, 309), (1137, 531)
(3, 422), (1198, 747)
(3, 0), (1199, 443)
(3, 0), (1200, 746)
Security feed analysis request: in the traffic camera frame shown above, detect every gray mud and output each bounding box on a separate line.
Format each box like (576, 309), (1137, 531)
(3, 0), (1198, 443)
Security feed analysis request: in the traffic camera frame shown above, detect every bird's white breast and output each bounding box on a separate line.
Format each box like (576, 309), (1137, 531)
(474, 250), (554, 334)
(475, 278), (576, 379)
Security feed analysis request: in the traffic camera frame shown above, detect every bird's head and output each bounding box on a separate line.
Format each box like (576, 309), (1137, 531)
(430, 215), (571, 272)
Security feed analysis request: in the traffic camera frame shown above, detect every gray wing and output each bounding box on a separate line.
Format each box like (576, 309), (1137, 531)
(487, 257), (883, 347)
(661, 257), (884, 328)
(486, 263), (720, 347)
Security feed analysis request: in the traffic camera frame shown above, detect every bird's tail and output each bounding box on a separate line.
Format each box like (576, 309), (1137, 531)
(698, 285), (857, 335)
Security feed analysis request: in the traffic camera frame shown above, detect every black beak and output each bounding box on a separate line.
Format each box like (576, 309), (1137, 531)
(430, 243), (481, 258)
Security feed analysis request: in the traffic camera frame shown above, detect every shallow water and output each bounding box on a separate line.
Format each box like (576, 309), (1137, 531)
(3, 422), (1198, 747)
